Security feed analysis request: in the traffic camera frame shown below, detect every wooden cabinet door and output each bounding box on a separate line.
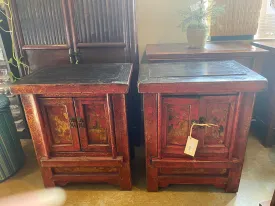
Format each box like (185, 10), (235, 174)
(39, 98), (80, 152)
(67, 0), (133, 63)
(12, 0), (72, 72)
(160, 95), (237, 159)
(74, 97), (115, 155)
(161, 97), (200, 157)
(197, 96), (237, 158)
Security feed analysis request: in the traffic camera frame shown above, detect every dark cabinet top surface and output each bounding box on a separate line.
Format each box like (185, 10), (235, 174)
(12, 64), (133, 94)
(146, 41), (268, 61)
(138, 61), (267, 94)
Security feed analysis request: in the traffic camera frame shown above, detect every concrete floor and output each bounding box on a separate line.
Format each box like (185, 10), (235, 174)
(0, 134), (274, 206)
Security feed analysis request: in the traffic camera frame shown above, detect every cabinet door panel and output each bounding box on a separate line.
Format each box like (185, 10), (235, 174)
(74, 97), (113, 154)
(161, 97), (199, 157)
(14, 0), (72, 73)
(15, 0), (69, 46)
(198, 96), (236, 157)
(68, 0), (132, 63)
(39, 98), (80, 152)
(72, 0), (124, 44)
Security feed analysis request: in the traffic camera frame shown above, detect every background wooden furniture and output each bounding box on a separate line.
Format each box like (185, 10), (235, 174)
(138, 61), (267, 192)
(10, 0), (138, 72)
(145, 41), (268, 74)
(252, 40), (275, 147)
(11, 64), (133, 190)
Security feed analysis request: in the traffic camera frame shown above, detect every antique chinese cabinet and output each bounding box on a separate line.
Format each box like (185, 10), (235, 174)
(11, 63), (133, 190)
(138, 61), (267, 192)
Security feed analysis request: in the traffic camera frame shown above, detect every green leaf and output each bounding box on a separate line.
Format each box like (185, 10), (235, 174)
(8, 58), (13, 64)
(8, 72), (14, 82)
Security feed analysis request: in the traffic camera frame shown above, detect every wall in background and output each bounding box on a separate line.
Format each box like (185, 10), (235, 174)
(136, 0), (196, 60)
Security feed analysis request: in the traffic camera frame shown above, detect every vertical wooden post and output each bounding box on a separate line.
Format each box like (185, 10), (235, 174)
(21, 94), (55, 187)
(226, 93), (256, 192)
(67, 0), (77, 53)
(112, 94), (132, 190)
(157, 93), (162, 159)
(61, 0), (72, 49)
(144, 94), (158, 192)
(229, 93), (243, 160)
(107, 94), (117, 159)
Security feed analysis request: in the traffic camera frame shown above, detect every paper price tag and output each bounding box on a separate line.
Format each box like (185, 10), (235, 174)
(184, 136), (198, 157)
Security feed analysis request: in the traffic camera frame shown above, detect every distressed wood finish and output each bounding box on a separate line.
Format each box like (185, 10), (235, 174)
(112, 94), (132, 190)
(12, 64), (133, 190)
(74, 97), (113, 154)
(145, 42), (267, 74)
(252, 40), (275, 147)
(39, 98), (80, 152)
(138, 61), (267, 192)
(143, 94), (158, 192)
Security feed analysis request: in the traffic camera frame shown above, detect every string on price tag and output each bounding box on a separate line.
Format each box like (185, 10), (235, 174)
(184, 122), (218, 157)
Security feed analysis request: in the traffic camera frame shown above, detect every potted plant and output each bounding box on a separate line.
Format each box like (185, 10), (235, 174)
(179, 0), (225, 48)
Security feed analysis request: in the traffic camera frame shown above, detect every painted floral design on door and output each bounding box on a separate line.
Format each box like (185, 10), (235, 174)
(47, 106), (72, 144)
(204, 103), (229, 145)
(166, 104), (190, 145)
(85, 104), (108, 144)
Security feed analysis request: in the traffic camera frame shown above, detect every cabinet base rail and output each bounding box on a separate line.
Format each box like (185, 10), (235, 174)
(40, 156), (124, 168)
(151, 158), (240, 169)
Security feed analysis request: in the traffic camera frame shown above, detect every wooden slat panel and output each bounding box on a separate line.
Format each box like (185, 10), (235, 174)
(52, 174), (120, 185)
(53, 167), (119, 174)
(41, 156), (123, 167)
(15, 0), (67, 45)
(151, 158), (240, 169)
(158, 176), (228, 187)
(73, 0), (124, 43)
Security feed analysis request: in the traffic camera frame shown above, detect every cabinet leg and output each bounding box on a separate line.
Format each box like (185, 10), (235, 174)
(147, 167), (158, 192)
(119, 164), (132, 190)
(265, 124), (275, 147)
(226, 168), (241, 193)
(41, 168), (55, 188)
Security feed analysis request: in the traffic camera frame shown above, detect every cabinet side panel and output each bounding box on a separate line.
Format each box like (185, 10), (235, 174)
(20, 94), (49, 160)
(112, 94), (132, 190)
(226, 92), (256, 192)
(143, 94), (158, 191)
(20, 94), (55, 187)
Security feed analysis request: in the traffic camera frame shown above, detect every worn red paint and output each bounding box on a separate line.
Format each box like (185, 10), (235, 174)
(139, 61), (267, 192)
(12, 64), (133, 190)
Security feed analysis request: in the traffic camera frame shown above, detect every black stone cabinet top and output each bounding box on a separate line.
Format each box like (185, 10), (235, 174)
(138, 61), (267, 93)
(11, 63), (133, 94)
(15, 63), (133, 85)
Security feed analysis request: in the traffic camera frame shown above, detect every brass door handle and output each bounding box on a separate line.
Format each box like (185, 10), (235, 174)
(69, 117), (77, 128)
(199, 117), (206, 124)
(77, 117), (85, 128)
(191, 117), (206, 125)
